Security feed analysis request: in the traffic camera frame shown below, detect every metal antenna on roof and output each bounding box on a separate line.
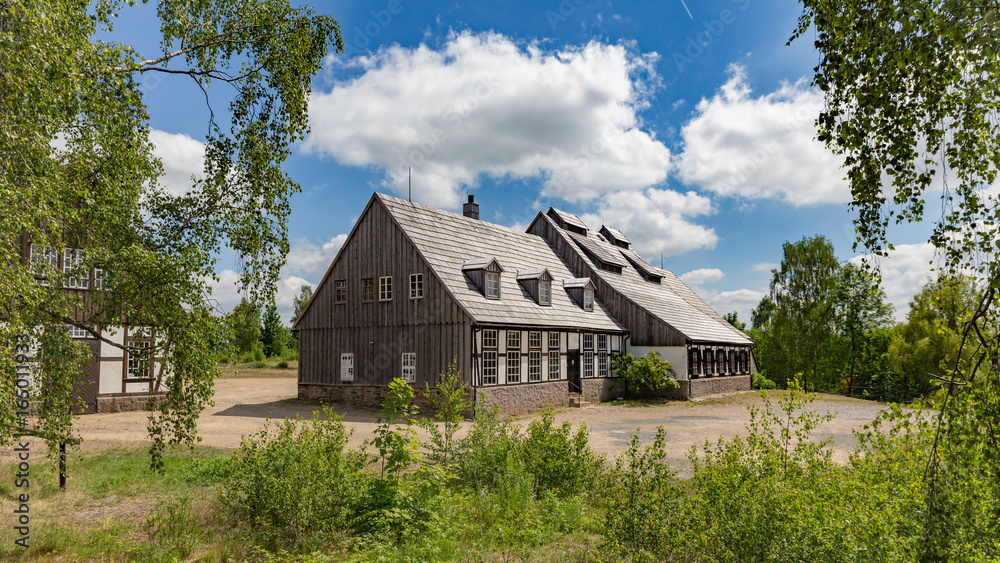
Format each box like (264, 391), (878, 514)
(408, 167), (411, 202)
(660, 251), (663, 269)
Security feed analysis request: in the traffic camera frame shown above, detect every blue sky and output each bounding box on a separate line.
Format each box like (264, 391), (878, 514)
(119, 0), (939, 323)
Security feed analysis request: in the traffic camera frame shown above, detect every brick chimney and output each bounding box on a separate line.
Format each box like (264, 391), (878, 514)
(463, 194), (479, 219)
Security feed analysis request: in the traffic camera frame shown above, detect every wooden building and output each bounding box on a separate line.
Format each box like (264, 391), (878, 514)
(15, 236), (165, 414)
(296, 193), (753, 412)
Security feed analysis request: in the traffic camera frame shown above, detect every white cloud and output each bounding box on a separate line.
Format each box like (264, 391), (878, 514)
(284, 234), (348, 279)
(149, 129), (205, 196)
(205, 269), (244, 316)
(206, 270), (315, 324)
(680, 268), (724, 285)
(701, 288), (767, 328)
(276, 276), (315, 324)
(851, 242), (938, 321)
(676, 64), (849, 206)
(305, 31), (671, 208)
(580, 188), (717, 257)
(753, 261), (779, 272)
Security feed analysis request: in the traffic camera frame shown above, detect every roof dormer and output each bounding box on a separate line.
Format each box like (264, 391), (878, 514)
(547, 208), (589, 236)
(516, 269), (553, 306)
(463, 258), (504, 299)
(599, 225), (631, 249)
(563, 277), (596, 311)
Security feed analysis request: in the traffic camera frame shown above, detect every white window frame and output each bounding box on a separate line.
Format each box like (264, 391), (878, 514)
(507, 351), (520, 383)
(548, 350), (560, 380)
(63, 248), (88, 289)
(584, 351), (595, 378)
(528, 331), (541, 349)
(409, 273), (424, 299)
(379, 276), (393, 301)
(94, 268), (107, 290)
(482, 351), (498, 385)
(548, 331), (559, 350)
(401, 352), (416, 382)
(127, 340), (152, 380)
(597, 334), (609, 377)
(583, 289), (594, 311)
(361, 278), (375, 302)
(485, 272), (500, 299)
(483, 329), (498, 349)
(583, 333), (594, 351)
(30, 244), (57, 286)
(340, 353), (354, 381)
(66, 324), (88, 339)
(539, 280), (551, 306)
(528, 351), (541, 382)
(335, 279), (347, 304)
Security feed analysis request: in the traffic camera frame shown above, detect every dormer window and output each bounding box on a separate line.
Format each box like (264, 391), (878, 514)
(485, 272), (500, 299)
(539, 281), (551, 305)
(583, 289), (594, 311)
(463, 257), (504, 299)
(564, 277), (596, 311)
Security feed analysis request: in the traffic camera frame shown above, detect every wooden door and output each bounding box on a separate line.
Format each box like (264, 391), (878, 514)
(567, 352), (581, 393)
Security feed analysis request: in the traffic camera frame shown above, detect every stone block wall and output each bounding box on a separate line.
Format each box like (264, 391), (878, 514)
(580, 378), (621, 403)
(688, 375), (751, 398)
(475, 381), (567, 416)
(96, 394), (165, 413)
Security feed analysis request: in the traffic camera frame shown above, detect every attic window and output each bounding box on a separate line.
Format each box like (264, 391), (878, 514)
(485, 272), (500, 299)
(599, 262), (623, 274)
(567, 224), (587, 236)
(583, 289), (594, 311)
(539, 280), (551, 306)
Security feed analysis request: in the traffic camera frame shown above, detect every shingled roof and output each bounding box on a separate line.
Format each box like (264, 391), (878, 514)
(536, 211), (752, 345)
(378, 194), (626, 332)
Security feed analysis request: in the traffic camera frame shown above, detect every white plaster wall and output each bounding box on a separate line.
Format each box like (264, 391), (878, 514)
(99, 361), (122, 394)
(102, 327), (124, 358)
(628, 346), (689, 381)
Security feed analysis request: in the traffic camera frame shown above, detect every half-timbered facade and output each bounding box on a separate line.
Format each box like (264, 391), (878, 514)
(296, 193), (754, 412)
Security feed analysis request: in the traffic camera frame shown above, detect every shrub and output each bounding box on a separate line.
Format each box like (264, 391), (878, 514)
(753, 370), (777, 389)
(417, 359), (472, 466)
(277, 360), (289, 369)
(611, 351), (679, 396)
(518, 411), (605, 498)
(219, 406), (366, 549)
(452, 406), (522, 493)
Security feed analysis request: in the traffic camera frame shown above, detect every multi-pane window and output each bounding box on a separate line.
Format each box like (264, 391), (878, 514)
(379, 276), (393, 301)
(539, 281), (551, 305)
(583, 333), (594, 351)
(742, 350), (750, 374)
(584, 351), (595, 378)
(483, 329), (498, 349)
(485, 272), (500, 299)
(597, 334), (609, 377)
(548, 351), (560, 380)
(63, 248), (87, 289)
(528, 331), (541, 349)
(529, 351), (541, 382)
(66, 324), (88, 339)
(583, 289), (594, 311)
(94, 268), (107, 290)
(340, 353), (354, 381)
(507, 331), (520, 383)
(482, 351), (498, 385)
(30, 245), (57, 285)
(402, 352), (416, 382)
(409, 273), (423, 299)
(335, 280), (347, 303)
(689, 348), (700, 377)
(127, 340), (152, 379)
(361, 278), (375, 301)
(705, 349), (715, 375)
(548, 331), (559, 350)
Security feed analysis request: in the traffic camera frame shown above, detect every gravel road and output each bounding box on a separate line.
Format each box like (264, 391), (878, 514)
(50, 375), (893, 476)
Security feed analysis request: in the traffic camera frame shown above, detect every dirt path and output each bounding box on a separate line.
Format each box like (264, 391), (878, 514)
(22, 376), (892, 475)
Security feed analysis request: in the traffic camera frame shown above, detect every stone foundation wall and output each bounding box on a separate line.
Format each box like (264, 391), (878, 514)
(299, 384), (445, 412)
(475, 381), (567, 416)
(96, 394), (165, 413)
(580, 378), (621, 403)
(688, 375), (751, 399)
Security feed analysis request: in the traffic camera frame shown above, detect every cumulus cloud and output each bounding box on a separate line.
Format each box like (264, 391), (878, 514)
(284, 234), (348, 279)
(580, 188), (717, 257)
(305, 31), (671, 208)
(753, 261), (779, 272)
(701, 288), (768, 328)
(205, 270), (315, 324)
(676, 64), (849, 206)
(680, 268), (724, 285)
(149, 129), (205, 196)
(851, 242), (939, 321)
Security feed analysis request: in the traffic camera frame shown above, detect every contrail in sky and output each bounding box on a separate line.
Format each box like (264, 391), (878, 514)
(679, 0), (693, 18)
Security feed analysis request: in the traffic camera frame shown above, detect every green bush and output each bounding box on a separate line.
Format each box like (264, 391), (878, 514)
(518, 411), (605, 498)
(277, 360), (289, 369)
(218, 406), (366, 549)
(452, 407), (522, 493)
(753, 371), (777, 389)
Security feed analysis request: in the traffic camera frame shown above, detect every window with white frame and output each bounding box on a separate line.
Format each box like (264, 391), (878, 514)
(583, 333), (594, 351)
(379, 276), (393, 301)
(529, 351), (541, 382)
(485, 272), (500, 299)
(583, 289), (594, 311)
(66, 324), (88, 339)
(584, 351), (594, 378)
(30, 244), (57, 285)
(483, 329), (498, 349)
(401, 352), (416, 382)
(705, 349), (715, 375)
(506, 330), (520, 383)
(482, 351), (498, 385)
(409, 273), (423, 299)
(127, 340), (152, 379)
(548, 350), (560, 380)
(529, 331), (541, 349)
(94, 268), (107, 290)
(335, 280), (347, 303)
(539, 280), (551, 305)
(597, 334), (609, 377)
(63, 248), (87, 289)
(340, 353), (354, 381)
(361, 278), (375, 301)
(548, 331), (559, 350)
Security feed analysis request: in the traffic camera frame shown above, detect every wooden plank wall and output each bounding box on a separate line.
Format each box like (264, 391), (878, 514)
(527, 218), (687, 347)
(298, 199), (474, 387)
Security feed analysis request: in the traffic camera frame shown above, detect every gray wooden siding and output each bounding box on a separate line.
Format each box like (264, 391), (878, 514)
(298, 198), (474, 387)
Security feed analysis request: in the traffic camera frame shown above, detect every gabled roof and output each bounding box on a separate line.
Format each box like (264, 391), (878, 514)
(600, 225), (630, 247)
(377, 194), (625, 332)
(462, 258), (504, 272)
(546, 208), (589, 232)
(563, 277), (594, 290)
(516, 269), (552, 281)
(536, 212), (751, 345)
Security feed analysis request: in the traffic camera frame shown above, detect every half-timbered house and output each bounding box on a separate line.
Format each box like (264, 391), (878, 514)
(296, 193), (754, 413)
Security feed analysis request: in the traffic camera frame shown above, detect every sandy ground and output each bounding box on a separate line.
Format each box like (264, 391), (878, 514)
(8, 375), (892, 475)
